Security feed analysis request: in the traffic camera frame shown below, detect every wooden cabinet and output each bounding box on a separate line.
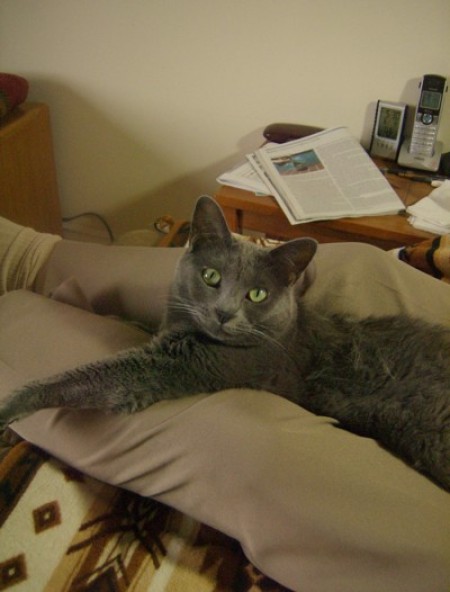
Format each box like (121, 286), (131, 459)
(0, 102), (62, 234)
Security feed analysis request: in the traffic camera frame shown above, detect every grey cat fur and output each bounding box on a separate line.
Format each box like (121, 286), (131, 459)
(1, 196), (449, 491)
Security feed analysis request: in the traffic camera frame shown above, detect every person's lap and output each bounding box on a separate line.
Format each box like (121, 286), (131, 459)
(1, 239), (449, 592)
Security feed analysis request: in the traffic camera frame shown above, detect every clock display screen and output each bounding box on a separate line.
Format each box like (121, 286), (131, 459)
(378, 107), (401, 140)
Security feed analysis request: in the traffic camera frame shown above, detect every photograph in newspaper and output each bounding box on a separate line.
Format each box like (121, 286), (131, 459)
(273, 149), (324, 175)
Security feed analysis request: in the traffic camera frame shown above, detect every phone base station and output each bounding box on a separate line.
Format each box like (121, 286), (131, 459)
(397, 140), (443, 172)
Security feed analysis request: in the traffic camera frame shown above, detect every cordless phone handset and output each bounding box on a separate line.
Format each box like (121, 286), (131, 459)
(398, 74), (448, 172)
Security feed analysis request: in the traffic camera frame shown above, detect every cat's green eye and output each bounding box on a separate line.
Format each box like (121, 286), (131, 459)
(247, 287), (268, 303)
(202, 267), (222, 287)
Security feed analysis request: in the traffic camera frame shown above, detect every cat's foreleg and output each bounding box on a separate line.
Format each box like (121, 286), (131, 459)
(0, 332), (180, 428)
(0, 331), (250, 429)
(0, 348), (153, 428)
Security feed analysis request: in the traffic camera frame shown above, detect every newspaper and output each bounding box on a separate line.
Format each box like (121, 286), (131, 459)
(218, 127), (404, 225)
(216, 159), (271, 195)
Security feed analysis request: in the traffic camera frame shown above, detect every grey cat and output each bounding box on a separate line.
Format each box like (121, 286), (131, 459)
(1, 196), (449, 491)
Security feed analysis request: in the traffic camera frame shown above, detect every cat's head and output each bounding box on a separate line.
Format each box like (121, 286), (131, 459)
(168, 196), (317, 345)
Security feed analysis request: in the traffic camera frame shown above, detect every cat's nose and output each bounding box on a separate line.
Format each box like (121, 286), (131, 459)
(215, 308), (234, 325)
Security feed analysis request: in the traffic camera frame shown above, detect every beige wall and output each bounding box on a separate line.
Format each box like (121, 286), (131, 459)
(1, 0), (449, 236)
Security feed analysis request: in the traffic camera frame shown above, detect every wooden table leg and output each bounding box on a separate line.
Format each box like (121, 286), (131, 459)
(221, 206), (242, 233)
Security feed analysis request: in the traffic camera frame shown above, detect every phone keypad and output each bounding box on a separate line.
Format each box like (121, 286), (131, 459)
(410, 115), (438, 156)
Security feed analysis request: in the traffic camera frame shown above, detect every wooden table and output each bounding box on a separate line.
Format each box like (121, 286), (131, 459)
(215, 164), (436, 250)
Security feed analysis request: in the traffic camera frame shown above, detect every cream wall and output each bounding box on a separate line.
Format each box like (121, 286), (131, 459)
(1, 0), (449, 236)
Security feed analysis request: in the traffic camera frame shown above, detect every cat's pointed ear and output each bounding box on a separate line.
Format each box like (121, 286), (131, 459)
(189, 195), (233, 251)
(268, 238), (317, 286)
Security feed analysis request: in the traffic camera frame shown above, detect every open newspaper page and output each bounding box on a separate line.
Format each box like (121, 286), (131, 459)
(249, 127), (404, 224)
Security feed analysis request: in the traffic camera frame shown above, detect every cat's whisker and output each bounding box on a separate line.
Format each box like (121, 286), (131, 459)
(224, 323), (299, 367)
(169, 297), (297, 366)
(167, 299), (208, 325)
(248, 326), (298, 364)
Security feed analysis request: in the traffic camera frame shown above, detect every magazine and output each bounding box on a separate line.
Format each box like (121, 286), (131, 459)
(217, 127), (404, 225)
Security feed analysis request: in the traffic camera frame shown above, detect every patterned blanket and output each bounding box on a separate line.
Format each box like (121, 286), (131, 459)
(0, 439), (290, 592)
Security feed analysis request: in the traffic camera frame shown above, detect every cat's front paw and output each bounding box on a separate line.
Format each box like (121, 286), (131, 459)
(0, 411), (13, 432)
(0, 395), (27, 431)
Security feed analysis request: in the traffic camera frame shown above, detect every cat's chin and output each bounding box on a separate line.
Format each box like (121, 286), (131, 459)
(202, 325), (259, 347)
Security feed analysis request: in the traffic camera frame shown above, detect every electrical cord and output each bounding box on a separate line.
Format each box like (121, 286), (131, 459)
(62, 212), (115, 243)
